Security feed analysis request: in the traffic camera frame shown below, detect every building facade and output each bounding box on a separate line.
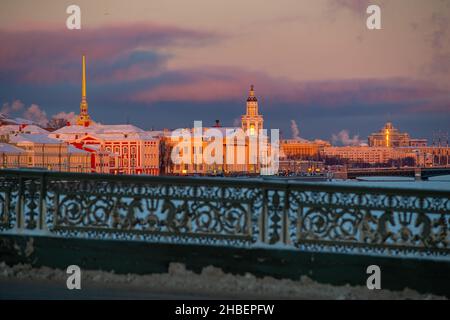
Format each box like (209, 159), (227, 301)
(400, 146), (450, 167)
(0, 143), (27, 168)
(50, 124), (160, 175)
(323, 146), (417, 165)
(165, 86), (275, 176)
(0, 133), (91, 172)
(368, 122), (427, 147)
(280, 139), (330, 160)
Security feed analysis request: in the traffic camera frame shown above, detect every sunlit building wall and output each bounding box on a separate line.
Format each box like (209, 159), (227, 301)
(50, 124), (160, 175)
(280, 139), (330, 160)
(165, 86), (272, 175)
(368, 122), (427, 147)
(0, 143), (28, 168)
(1, 134), (91, 172)
(323, 146), (417, 165)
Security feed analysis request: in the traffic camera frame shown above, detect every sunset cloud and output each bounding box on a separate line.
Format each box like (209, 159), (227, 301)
(0, 23), (216, 84)
(129, 67), (449, 114)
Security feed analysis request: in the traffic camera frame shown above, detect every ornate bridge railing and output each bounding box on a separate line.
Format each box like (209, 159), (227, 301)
(0, 169), (449, 259)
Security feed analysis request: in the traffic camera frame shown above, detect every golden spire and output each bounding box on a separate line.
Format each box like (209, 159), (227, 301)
(76, 54), (91, 127)
(82, 55), (86, 99)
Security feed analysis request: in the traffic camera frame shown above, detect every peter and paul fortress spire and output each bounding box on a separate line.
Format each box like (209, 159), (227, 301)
(76, 55), (92, 127)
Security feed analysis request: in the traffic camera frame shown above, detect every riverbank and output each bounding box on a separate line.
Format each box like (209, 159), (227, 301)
(0, 262), (446, 300)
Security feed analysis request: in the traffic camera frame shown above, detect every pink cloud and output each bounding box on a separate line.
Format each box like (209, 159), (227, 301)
(131, 66), (448, 113)
(0, 23), (215, 84)
(132, 68), (265, 102)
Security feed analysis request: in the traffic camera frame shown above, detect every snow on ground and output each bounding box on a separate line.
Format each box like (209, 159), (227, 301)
(0, 262), (445, 300)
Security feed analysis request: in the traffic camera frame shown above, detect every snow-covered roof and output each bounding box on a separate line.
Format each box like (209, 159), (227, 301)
(51, 123), (157, 142)
(68, 145), (90, 154)
(53, 123), (145, 135)
(0, 113), (38, 126)
(144, 130), (169, 139)
(0, 143), (26, 153)
(82, 144), (101, 151)
(14, 118), (35, 125)
(9, 134), (63, 145)
(0, 115), (18, 125)
(96, 124), (146, 134)
(95, 132), (156, 141)
(0, 124), (49, 135)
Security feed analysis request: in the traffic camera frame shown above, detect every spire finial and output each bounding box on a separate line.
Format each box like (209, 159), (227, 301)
(247, 84), (257, 102)
(82, 55), (87, 99)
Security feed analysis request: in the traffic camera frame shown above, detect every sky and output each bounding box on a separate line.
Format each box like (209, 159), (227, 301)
(0, 0), (449, 144)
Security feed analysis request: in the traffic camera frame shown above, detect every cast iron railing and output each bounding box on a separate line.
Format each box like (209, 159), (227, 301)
(0, 169), (449, 258)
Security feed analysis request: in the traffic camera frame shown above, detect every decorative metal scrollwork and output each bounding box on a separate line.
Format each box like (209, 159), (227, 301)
(289, 189), (450, 256)
(0, 170), (449, 258)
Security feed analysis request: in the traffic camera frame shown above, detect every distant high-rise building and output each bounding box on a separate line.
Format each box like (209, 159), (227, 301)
(76, 55), (92, 127)
(323, 146), (417, 165)
(368, 122), (427, 147)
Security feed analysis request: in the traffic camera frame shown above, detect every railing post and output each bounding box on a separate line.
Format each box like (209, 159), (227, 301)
(38, 173), (47, 230)
(282, 187), (289, 245)
(16, 176), (24, 230)
(260, 188), (267, 243)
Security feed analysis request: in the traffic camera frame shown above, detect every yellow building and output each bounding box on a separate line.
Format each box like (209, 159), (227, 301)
(67, 145), (98, 173)
(0, 143), (27, 168)
(165, 85), (272, 175)
(0, 133), (91, 172)
(166, 127), (252, 175)
(280, 139), (330, 160)
(323, 146), (417, 165)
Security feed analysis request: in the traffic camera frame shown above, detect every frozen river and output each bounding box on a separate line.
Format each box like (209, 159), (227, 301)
(321, 174), (450, 191)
